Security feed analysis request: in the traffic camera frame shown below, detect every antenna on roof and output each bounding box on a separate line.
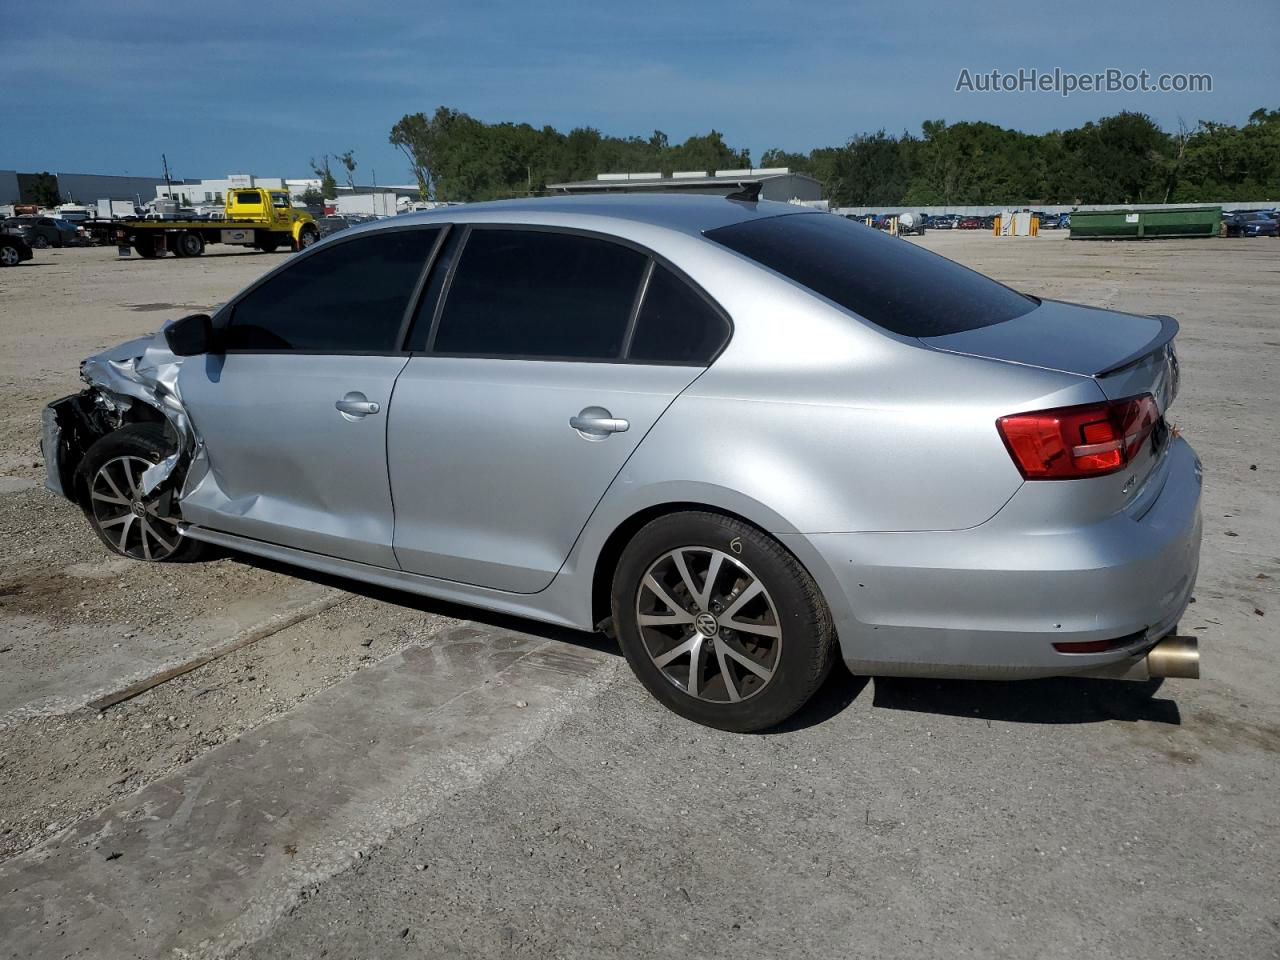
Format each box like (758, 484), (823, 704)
(725, 181), (762, 203)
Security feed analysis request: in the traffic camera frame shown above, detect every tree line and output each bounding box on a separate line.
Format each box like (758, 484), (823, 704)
(385, 106), (1279, 206)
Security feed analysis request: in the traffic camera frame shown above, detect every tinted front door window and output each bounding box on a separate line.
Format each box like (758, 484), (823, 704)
(227, 228), (438, 352)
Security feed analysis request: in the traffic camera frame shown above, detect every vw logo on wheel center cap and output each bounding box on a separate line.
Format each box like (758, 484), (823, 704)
(695, 612), (719, 637)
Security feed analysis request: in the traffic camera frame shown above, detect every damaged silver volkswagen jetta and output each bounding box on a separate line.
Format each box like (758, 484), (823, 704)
(42, 194), (1202, 731)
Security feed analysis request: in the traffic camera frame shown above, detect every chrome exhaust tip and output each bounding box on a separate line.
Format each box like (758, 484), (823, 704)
(1145, 634), (1199, 679)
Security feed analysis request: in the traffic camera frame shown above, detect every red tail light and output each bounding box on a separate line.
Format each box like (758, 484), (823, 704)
(997, 394), (1160, 480)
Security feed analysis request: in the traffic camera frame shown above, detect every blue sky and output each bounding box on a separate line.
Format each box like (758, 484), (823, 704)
(4, 0), (1277, 182)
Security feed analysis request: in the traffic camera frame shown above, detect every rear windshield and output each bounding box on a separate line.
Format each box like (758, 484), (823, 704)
(704, 213), (1036, 337)
(235, 191), (262, 205)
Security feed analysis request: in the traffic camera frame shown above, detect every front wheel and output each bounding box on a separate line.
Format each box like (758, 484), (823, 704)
(295, 227), (319, 251)
(77, 424), (205, 562)
(611, 511), (835, 732)
(0, 245), (20, 267)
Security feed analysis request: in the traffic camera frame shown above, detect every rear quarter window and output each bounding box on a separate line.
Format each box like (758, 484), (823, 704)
(704, 213), (1036, 337)
(234, 191), (262, 205)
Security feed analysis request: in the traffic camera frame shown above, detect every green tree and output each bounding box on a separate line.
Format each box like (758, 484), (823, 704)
(385, 104), (1279, 207)
(1174, 108), (1280, 201)
(23, 171), (61, 207)
(336, 150), (358, 191)
(665, 131), (749, 175)
(1056, 112), (1173, 203)
(309, 156), (338, 198)
(388, 106), (753, 202)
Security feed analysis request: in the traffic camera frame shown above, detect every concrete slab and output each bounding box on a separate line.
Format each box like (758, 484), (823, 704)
(0, 627), (618, 959)
(0, 580), (343, 726)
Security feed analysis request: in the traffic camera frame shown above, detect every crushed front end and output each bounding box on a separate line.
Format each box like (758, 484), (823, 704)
(41, 330), (196, 505)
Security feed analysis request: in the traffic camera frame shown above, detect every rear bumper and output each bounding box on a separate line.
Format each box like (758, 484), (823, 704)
(790, 436), (1203, 679)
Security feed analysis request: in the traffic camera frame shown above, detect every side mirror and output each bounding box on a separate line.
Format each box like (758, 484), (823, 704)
(164, 313), (217, 356)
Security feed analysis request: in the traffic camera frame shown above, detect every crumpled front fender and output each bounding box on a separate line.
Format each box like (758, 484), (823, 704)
(77, 327), (195, 495)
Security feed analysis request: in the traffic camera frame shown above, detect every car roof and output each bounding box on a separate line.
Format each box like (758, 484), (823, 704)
(384, 194), (820, 238)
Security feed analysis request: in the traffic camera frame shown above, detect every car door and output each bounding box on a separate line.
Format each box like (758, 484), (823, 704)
(387, 226), (732, 593)
(177, 225), (442, 566)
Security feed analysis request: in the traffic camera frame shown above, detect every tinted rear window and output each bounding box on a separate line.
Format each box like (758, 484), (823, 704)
(705, 213), (1036, 337)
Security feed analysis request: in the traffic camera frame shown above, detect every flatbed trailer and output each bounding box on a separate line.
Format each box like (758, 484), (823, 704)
(87, 187), (320, 259)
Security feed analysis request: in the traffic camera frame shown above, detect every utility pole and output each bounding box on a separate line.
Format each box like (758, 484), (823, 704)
(162, 153), (173, 201)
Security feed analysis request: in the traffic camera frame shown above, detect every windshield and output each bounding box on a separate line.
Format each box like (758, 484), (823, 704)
(705, 213), (1037, 338)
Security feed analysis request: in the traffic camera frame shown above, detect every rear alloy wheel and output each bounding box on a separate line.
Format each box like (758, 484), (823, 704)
(612, 511), (835, 732)
(78, 423), (205, 563)
(33, 235), (49, 249)
(638, 546), (783, 703)
(0, 245), (19, 267)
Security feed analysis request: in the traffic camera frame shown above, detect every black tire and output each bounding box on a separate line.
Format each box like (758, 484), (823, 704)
(173, 231), (205, 258)
(133, 241), (159, 259)
(257, 236), (280, 253)
(76, 423), (205, 563)
(611, 511), (835, 732)
(295, 227), (319, 251)
(33, 235), (49, 249)
(0, 244), (20, 267)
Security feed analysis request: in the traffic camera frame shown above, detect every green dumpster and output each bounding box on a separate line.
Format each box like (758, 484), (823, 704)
(1070, 206), (1221, 239)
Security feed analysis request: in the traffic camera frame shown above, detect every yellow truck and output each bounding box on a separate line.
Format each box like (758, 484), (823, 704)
(99, 188), (320, 258)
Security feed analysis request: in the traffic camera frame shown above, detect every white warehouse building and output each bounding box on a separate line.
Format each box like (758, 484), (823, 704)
(156, 174), (321, 205)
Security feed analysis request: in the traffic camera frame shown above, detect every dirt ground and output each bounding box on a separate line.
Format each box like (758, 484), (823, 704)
(0, 232), (1277, 959)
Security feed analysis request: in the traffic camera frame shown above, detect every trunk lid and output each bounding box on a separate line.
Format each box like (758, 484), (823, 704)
(924, 299), (1181, 513)
(920, 298), (1179, 412)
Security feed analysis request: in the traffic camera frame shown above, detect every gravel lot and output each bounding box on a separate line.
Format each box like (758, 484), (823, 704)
(0, 233), (1276, 959)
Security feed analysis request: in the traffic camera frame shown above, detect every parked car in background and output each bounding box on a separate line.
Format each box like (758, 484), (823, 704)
(957, 216), (982, 229)
(1225, 212), (1278, 237)
(45, 195), (1202, 732)
(0, 230), (34, 266)
(927, 214), (954, 229)
(3, 216), (78, 248)
(1, 219), (38, 247)
(315, 216), (348, 238)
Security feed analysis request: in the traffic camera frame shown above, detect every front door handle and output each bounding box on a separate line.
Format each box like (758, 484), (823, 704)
(335, 392), (380, 419)
(570, 406), (629, 440)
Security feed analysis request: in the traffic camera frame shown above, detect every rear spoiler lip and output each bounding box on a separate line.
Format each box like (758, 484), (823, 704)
(1094, 314), (1179, 378)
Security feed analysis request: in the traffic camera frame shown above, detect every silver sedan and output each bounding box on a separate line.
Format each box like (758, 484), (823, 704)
(43, 195), (1202, 730)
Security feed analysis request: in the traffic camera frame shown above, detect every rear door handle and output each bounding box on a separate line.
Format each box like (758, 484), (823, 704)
(570, 406), (629, 439)
(335, 392), (380, 418)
